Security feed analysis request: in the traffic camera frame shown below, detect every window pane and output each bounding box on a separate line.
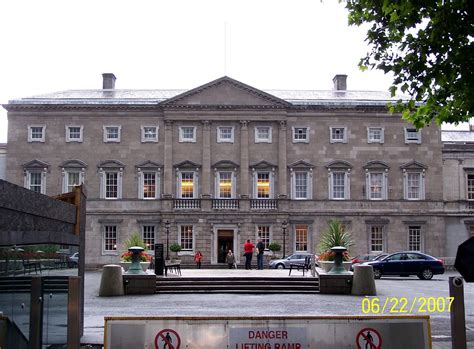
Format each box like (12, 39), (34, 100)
(67, 172), (80, 192)
(294, 128), (307, 140)
(181, 172), (194, 198)
(106, 127), (119, 139)
(143, 127), (157, 140)
(257, 226), (270, 249)
(371, 226), (383, 252)
(369, 128), (381, 141)
(295, 172), (308, 199)
(181, 127), (195, 140)
(467, 174), (474, 200)
(104, 225), (117, 251)
(29, 172), (42, 193)
(68, 127), (81, 139)
(257, 172), (270, 198)
(331, 128), (344, 140)
(257, 127), (270, 140)
(180, 226), (193, 250)
(219, 127), (233, 140)
(105, 172), (118, 198)
(406, 129), (419, 140)
(143, 172), (156, 198)
(408, 226), (421, 251)
(295, 225), (308, 251)
(407, 173), (420, 199)
(370, 173), (383, 199)
(31, 127), (43, 139)
(219, 172), (232, 198)
(142, 225), (155, 250)
(332, 172), (345, 199)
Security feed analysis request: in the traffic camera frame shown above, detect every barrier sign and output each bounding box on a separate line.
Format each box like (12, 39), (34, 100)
(104, 316), (431, 349)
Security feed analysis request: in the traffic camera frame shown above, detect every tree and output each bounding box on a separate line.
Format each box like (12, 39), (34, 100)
(346, 0), (473, 128)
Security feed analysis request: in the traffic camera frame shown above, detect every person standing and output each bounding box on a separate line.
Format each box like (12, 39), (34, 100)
(226, 249), (236, 269)
(244, 239), (255, 270)
(194, 251), (203, 269)
(256, 238), (265, 270)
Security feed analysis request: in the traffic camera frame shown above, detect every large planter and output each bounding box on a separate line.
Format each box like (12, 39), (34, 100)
(120, 261), (150, 272)
(319, 261), (352, 273)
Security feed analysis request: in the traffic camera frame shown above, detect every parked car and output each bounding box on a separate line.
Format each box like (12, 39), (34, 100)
(365, 251), (445, 280)
(268, 252), (314, 269)
(350, 253), (389, 271)
(69, 252), (79, 267)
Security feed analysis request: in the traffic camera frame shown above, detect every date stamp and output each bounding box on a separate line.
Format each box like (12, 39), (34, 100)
(361, 296), (454, 314)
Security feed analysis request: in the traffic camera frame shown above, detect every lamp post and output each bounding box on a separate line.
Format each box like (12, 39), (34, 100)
(281, 221), (287, 258)
(165, 220), (171, 260)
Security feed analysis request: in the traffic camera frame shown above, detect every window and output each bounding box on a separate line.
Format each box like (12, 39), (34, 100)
(292, 127), (309, 143)
(256, 172), (270, 198)
(331, 172), (348, 199)
(105, 172), (118, 199)
(217, 171), (233, 198)
(408, 226), (422, 251)
(141, 126), (159, 142)
(365, 171), (389, 200)
(103, 225), (117, 252)
(255, 126), (272, 143)
(295, 225), (308, 252)
(103, 126), (121, 142)
(180, 172), (195, 198)
(65, 171), (81, 193)
(142, 225), (156, 251)
(330, 127), (347, 143)
(370, 226), (384, 253)
(66, 125), (83, 142)
(179, 225), (194, 251)
(142, 172), (157, 199)
(28, 125), (45, 142)
(257, 226), (270, 250)
(367, 127), (384, 143)
(217, 126), (234, 143)
(28, 172), (43, 193)
(467, 174), (474, 200)
(404, 127), (421, 144)
(405, 172), (423, 200)
(179, 126), (196, 142)
(294, 172), (309, 199)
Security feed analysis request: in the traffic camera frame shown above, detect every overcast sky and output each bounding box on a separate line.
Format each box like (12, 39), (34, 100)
(0, 0), (469, 143)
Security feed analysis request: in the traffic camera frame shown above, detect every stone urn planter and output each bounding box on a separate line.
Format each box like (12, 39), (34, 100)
(319, 261), (352, 273)
(120, 261), (150, 272)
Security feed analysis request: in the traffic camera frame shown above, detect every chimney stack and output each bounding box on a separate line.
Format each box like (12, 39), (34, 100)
(102, 73), (116, 89)
(333, 74), (347, 91)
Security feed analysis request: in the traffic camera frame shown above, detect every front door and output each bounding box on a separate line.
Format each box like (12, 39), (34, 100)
(217, 230), (234, 263)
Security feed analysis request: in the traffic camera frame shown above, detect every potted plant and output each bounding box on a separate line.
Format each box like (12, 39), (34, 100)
(169, 243), (182, 263)
(268, 242), (281, 259)
(317, 220), (353, 272)
(120, 233), (152, 272)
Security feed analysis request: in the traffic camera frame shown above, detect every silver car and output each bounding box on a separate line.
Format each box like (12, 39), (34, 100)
(268, 253), (314, 269)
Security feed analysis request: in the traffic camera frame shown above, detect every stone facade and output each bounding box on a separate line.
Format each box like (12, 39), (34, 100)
(3, 75), (450, 267)
(0, 143), (6, 180)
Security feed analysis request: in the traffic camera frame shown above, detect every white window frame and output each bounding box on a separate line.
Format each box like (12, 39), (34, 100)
(28, 125), (46, 142)
(408, 225), (423, 252)
(466, 173), (474, 201)
(290, 170), (312, 200)
(215, 170), (236, 199)
(179, 126), (197, 143)
(24, 170), (47, 194)
(253, 170), (274, 199)
(328, 170), (350, 200)
(178, 225), (195, 253)
(177, 170), (199, 199)
(61, 169), (85, 193)
(294, 225), (309, 252)
(102, 225), (118, 253)
(365, 170), (388, 200)
(256, 225), (271, 250)
(292, 127), (309, 143)
(329, 126), (347, 143)
(217, 126), (234, 143)
(404, 127), (421, 144)
(138, 170), (160, 199)
(99, 169), (123, 199)
(141, 125), (159, 143)
(370, 225), (385, 253)
(367, 127), (384, 144)
(403, 170), (425, 200)
(142, 225), (156, 251)
(103, 125), (121, 143)
(255, 126), (272, 143)
(65, 125), (83, 143)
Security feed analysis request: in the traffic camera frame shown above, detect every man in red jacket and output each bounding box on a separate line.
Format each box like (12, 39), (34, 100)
(244, 239), (255, 270)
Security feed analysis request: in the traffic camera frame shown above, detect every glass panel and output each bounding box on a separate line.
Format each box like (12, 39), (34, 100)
(219, 172), (232, 198)
(257, 226), (270, 249)
(181, 172), (194, 198)
(257, 127), (270, 140)
(31, 127), (43, 139)
(143, 172), (156, 198)
(142, 225), (155, 250)
(143, 127), (157, 140)
(331, 128), (344, 140)
(180, 226), (193, 250)
(408, 226), (421, 251)
(104, 226), (117, 251)
(332, 172), (345, 199)
(257, 172), (270, 198)
(219, 127), (233, 140)
(407, 173), (420, 199)
(295, 225), (308, 251)
(181, 127), (195, 140)
(406, 128), (419, 140)
(29, 172), (42, 193)
(370, 173), (383, 199)
(294, 128), (307, 140)
(369, 128), (381, 141)
(105, 172), (118, 198)
(106, 127), (119, 139)
(467, 174), (474, 200)
(68, 127), (81, 140)
(67, 172), (80, 192)
(295, 172), (307, 199)
(371, 226), (383, 252)
(43, 287), (68, 346)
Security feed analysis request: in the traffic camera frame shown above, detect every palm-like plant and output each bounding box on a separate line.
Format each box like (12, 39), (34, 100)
(317, 220), (354, 260)
(122, 232), (147, 250)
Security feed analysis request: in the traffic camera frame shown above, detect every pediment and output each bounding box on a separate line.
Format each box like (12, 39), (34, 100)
(325, 160), (353, 169)
(212, 160), (240, 169)
(400, 160), (427, 170)
(98, 159), (125, 169)
(288, 160), (315, 169)
(60, 159), (88, 169)
(363, 160), (389, 170)
(161, 76), (291, 108)
(135, 160), (163, 169)
(22, 159), (49, 169)
(250, 160), (278, 169)
(174, 160), (201, 169)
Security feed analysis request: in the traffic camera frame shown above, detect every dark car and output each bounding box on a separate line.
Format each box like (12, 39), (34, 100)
(268, 252), (314, 269)
(365, 251), (445, 280)
(350, 253), (388, 271)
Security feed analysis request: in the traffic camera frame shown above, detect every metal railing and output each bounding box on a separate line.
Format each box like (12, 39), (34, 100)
(173, 199), (201, 209)
(250, 199), (278, 210)
(212, 199), (239, 210)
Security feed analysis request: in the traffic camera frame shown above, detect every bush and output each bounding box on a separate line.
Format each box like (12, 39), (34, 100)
(169, 243), (182, 253)
(268, 242), (281, 253)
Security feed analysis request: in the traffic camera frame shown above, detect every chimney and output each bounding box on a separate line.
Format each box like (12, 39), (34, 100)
(102, 73), (116, 89)
(333, 74), (347, 91)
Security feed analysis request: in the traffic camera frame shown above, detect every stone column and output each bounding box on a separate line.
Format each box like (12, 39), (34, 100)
(278, 120), (288, 198)
(201, 120), (211, 198)
(239, 121), (249, 199)
(163, 120), (173, 198)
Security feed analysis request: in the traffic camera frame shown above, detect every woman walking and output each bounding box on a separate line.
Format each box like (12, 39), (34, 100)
(226, 249), (236, 269)
(194, 251), (203, 269)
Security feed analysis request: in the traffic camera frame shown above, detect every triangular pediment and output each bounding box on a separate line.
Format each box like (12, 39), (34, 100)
(250, 161), (278, 169)
(161, 76), (291, 108)
(60, 159), (88, 169)
(212, 160), (240, 169)
(288, 160), (315, 169)
(400, 160), (427, 170)
(135, 160), (163, 169)
(22, 159), (49, 169)
(325, 160), (353, 169)
(174, 160), (201, 169)
(98, 159), (125, 169)
(363, 160), (389, 170)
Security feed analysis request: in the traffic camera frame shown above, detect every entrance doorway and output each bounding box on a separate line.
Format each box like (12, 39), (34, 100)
(217, 230), (234, 263)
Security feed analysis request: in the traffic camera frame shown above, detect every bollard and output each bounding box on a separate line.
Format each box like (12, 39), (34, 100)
(450, 276), (467, 349)
(99, 265), (124, 296)
(351, 265), (376, 296)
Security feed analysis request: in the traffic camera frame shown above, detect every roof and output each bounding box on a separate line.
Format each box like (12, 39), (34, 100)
(441, 131), (474, 143)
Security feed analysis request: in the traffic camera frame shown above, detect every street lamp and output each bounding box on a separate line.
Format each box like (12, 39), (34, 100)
(165, 220), (171, 260)
(281, 221), (287, 258)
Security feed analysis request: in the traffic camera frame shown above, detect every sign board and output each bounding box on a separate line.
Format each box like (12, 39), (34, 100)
(104, 316), (431, 349)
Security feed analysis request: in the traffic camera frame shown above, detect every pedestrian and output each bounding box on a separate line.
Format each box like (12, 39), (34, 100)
(243, 239), (255, 270)
(256, 238), (265, 270)
(194, 251), (203, 269)
(226, 249), (236, 269)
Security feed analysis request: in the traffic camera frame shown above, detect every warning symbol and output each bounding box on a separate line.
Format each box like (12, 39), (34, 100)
(154, 328), (181, 349)
(356, 327), (382, 349)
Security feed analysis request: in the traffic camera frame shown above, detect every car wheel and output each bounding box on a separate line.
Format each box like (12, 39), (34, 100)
(419, 268), (433, 280)
(373, 268), (382, 279)
(276, 263), (285, 269)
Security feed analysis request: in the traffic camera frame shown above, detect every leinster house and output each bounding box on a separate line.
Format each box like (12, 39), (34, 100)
(3, 74), (454, 267)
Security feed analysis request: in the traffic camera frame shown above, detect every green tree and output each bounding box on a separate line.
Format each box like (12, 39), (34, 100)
(346, 0), (473, 128)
